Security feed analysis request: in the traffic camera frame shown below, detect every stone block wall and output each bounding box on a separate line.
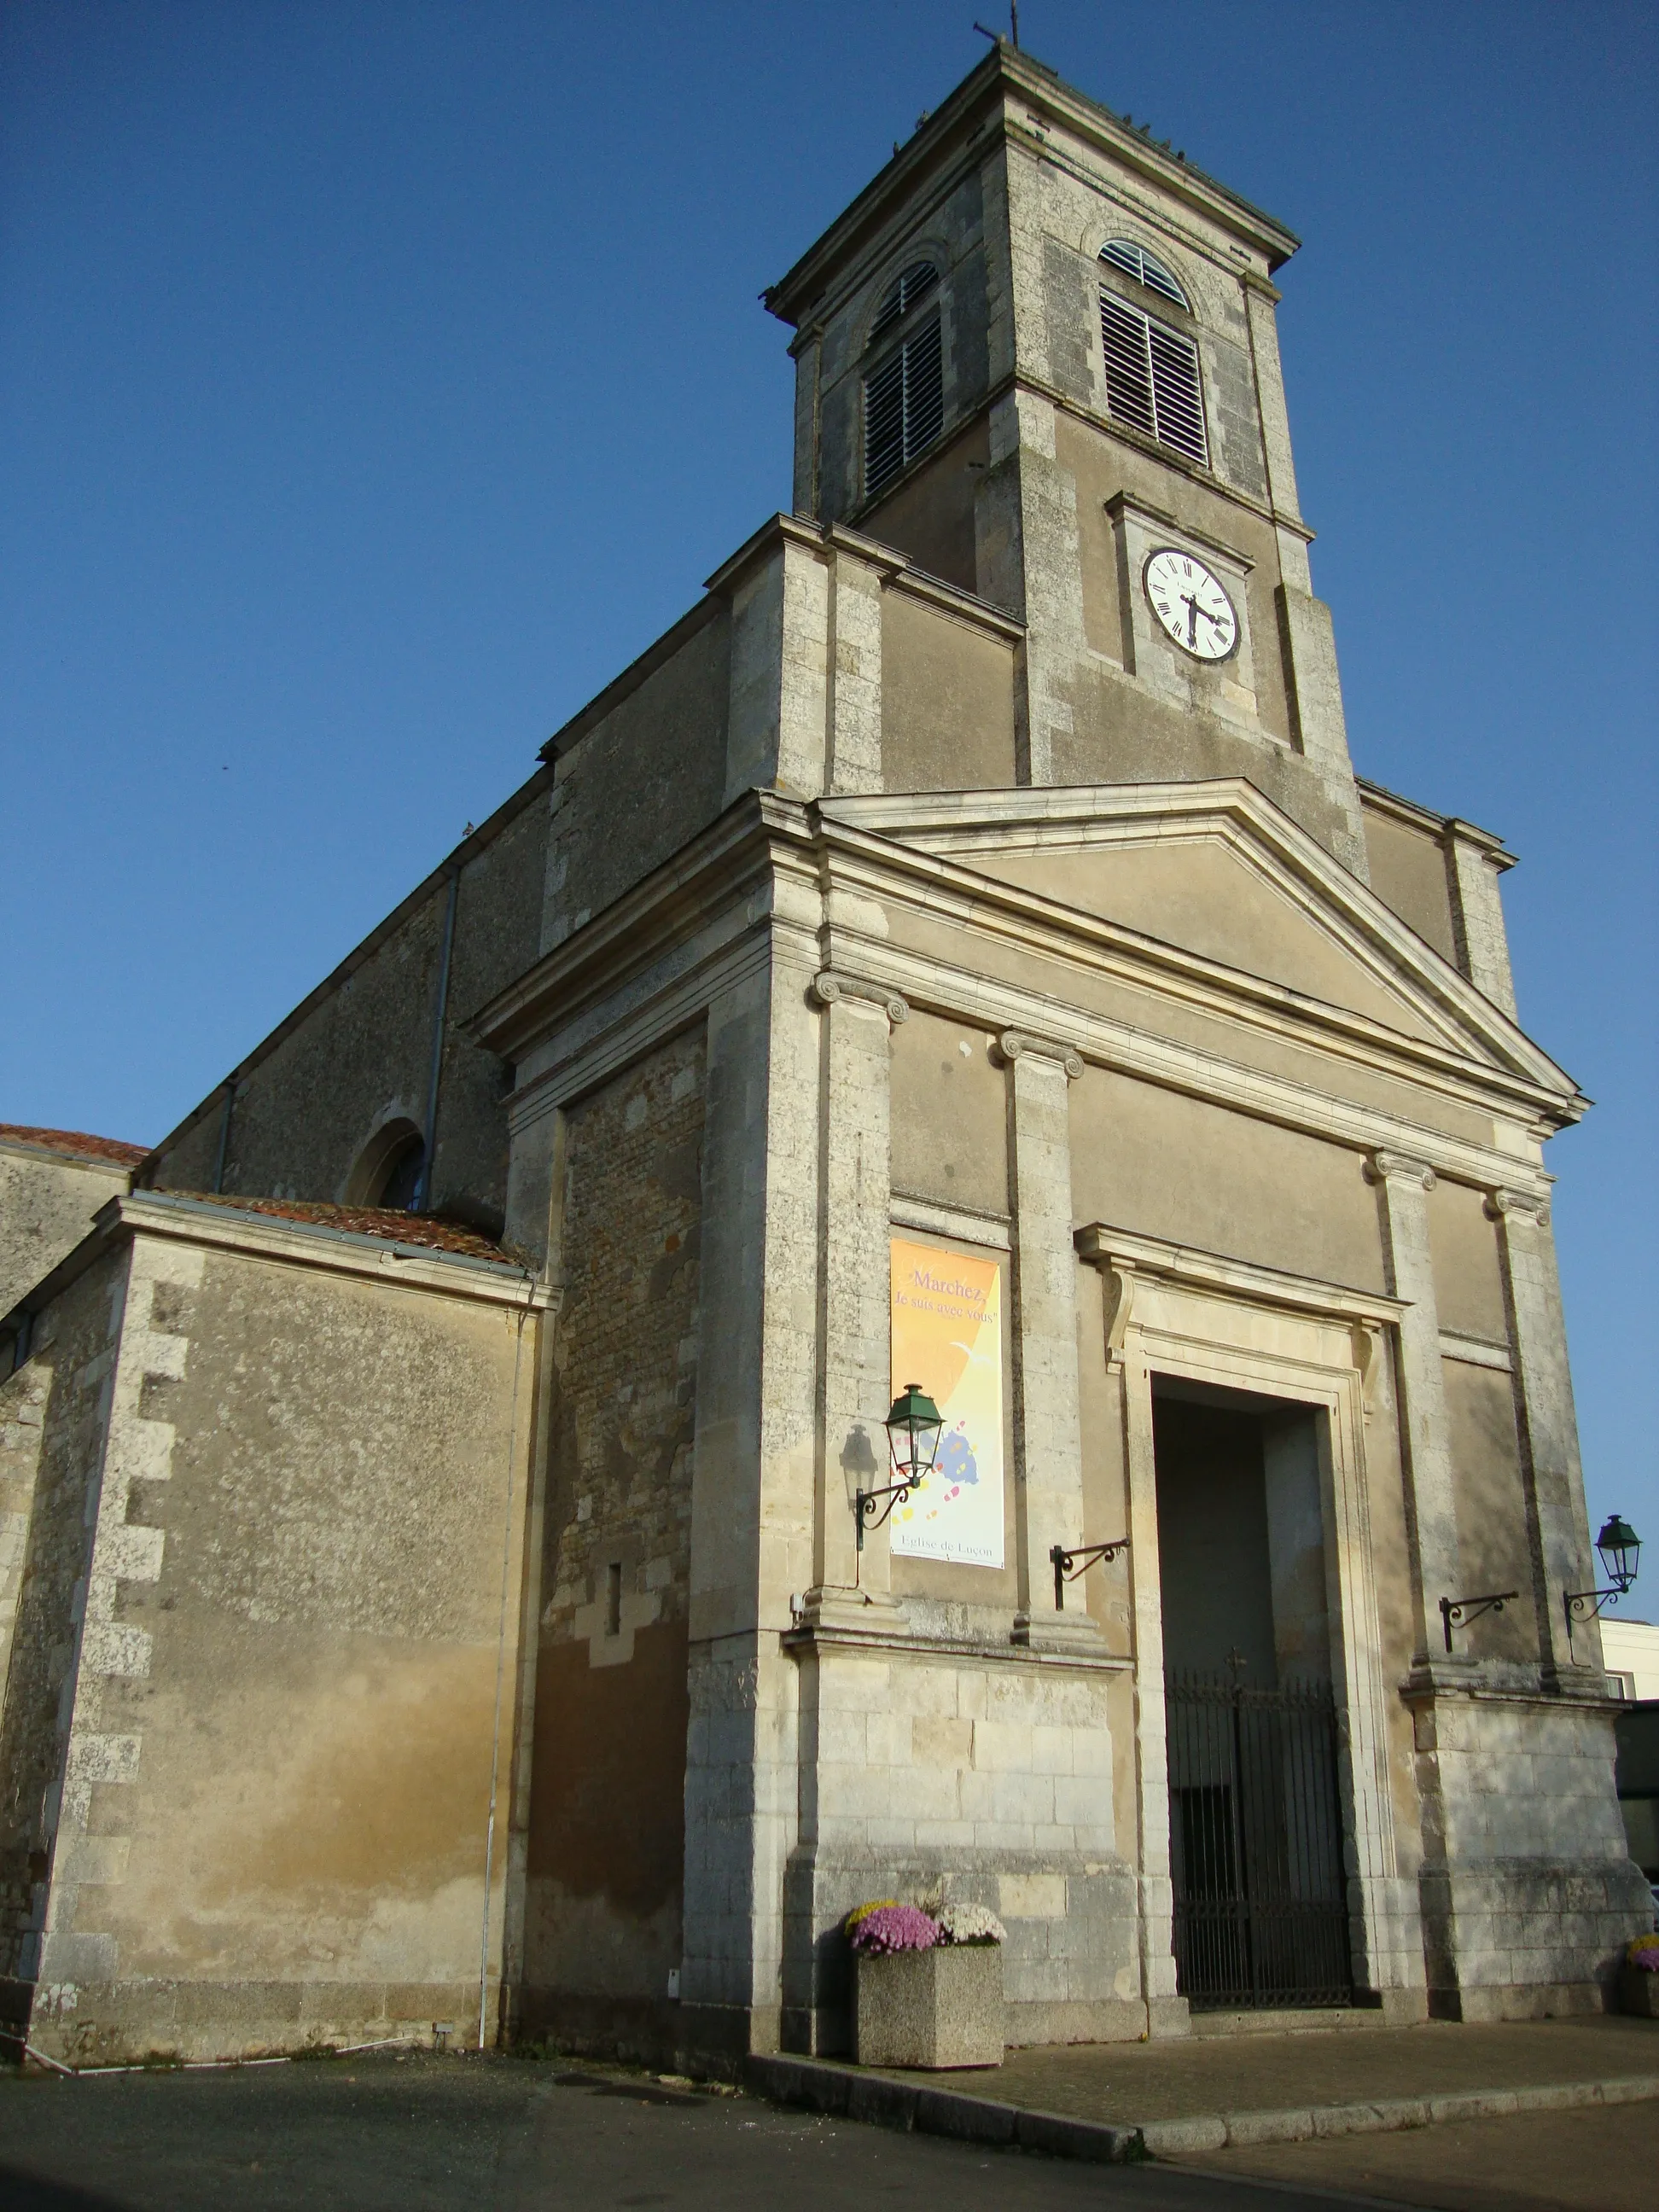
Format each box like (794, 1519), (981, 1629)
(521, 1027), (705, 2052)
(1413, 1691), (1650, 2017)
(783, 1641), (1138, 2052)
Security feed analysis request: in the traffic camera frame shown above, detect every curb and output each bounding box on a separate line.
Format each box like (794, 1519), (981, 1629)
(746, 2052), (1659, 2163)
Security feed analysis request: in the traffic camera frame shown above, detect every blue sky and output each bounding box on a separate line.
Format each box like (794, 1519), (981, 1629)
(3, 2), (1655, 1551)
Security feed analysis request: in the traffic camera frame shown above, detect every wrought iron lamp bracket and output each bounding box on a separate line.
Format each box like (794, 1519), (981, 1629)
(854, 1478), (922, 1550)
(1563, 1581), (1633, 1631)
(1439, 1590), (1519, 1652)
(1051, 1538), (1129, 1612)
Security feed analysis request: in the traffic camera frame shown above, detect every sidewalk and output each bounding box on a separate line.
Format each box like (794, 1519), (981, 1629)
(750, 2014), (1659, 2161)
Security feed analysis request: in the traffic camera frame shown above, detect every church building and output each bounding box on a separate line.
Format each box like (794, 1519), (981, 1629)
(2, 42), (1646, 2069)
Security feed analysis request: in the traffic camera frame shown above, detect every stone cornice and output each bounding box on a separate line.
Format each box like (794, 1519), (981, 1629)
(1075, 1222), (1405, 1331)
(476, 789), (1563, 1197)
(472, 790), (808, 1061)
(763, 46), (1297, 329)
(813, 782), (1577, 1111)
(780, 1619), (1132, 1674)
(1356, 777), (1514, 870)
(3, 1193), (550, 1336)
(703, 511), (1025, 646)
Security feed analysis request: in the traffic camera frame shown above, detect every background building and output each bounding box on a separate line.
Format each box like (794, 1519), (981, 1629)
(1, 43), (1648, 2068)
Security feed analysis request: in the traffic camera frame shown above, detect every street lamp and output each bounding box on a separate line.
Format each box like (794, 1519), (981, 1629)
(1564, 1513), (1643, 1634)
(854, 1383), (940, 1550)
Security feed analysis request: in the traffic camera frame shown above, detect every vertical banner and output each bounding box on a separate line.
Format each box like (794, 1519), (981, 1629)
(888, 1237), (1004, 1568)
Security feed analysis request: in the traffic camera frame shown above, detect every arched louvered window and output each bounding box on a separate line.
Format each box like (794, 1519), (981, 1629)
(1099, 291), (1208, 466)
(1099, 238), (1190, 309)
(864, 260), (944, 498)
(870, 259), (939, 341)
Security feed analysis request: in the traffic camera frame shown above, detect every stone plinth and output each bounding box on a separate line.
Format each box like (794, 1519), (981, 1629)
(853, 1944), (1004, 2069)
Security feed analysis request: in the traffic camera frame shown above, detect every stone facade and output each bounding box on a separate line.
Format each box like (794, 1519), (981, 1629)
(1, 43), (1644, 2067)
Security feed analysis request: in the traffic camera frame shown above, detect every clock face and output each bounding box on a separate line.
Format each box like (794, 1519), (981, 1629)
(1144, 548), (1238, 661)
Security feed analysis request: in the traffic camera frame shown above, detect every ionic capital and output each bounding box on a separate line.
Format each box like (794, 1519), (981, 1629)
(1485, 1185), (1551, 1229)
(995, 1030), (1084, 1080)
(810, 971), (909, 1027)
(1365, 1149), (1436, 1193)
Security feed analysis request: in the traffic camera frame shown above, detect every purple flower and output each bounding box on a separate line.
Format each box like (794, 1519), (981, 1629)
(848, 1905), (940, 1955)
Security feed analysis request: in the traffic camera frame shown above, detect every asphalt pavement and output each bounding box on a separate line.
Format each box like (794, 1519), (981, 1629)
(0, 2052), (1366, 2212)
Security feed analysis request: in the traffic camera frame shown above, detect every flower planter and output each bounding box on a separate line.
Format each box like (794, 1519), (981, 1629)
(853, 1944), (1004, 2069)
(1619, 1965), (1659, 2018)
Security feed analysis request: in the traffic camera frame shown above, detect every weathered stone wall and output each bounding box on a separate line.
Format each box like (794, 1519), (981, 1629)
(521, 1027), (705, 2052)
(3, 1212), (538, 2063)
(0, 1144), (131, 1318)
(538, 611), (731, 956)
(812, 165), (989, 533)
(142, 600), (730, 1242)
(0, 1249), (127, 1984)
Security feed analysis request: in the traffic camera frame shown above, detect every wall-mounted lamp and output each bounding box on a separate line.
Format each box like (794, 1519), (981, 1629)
(1438, 1590), (1519, 1653)
(1564, 1514), (1642, 1633)
(855, 1383), (940, 1550)
(1050, 1538), (1129, 1611)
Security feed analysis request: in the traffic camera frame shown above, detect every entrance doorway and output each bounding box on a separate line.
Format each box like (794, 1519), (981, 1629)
(1153, 1383), (1353, 2011)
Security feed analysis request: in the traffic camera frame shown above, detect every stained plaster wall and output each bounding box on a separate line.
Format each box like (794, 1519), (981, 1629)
(3, 1220), (538, 2063)
(521, 1028), (705, 2051)
(0, 1144), (131, 1318)
(1069, 1069), (1385, 1297)
(879, 591), (1016, 792)
(1362, 801), (1459, 968)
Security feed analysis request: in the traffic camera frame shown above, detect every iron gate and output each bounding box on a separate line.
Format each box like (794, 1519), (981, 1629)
(1165, 1667), (1353, 2009)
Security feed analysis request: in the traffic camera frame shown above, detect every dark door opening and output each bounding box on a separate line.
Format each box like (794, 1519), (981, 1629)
(1154, 1386), (1353, 2011)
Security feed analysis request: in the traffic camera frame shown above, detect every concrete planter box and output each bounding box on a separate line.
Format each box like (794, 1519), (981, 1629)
(1619, 1965), (1659, 2018)
(853, 1944), (1004, 2069)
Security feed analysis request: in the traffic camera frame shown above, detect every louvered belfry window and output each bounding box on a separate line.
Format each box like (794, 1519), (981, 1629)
(864, 261), (944, 499)
(1098, 237), (1190, 309)
(1099, 289), (1208, 466)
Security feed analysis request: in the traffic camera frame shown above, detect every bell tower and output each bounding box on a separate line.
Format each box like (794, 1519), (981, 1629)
(765, 41), (1368, 877)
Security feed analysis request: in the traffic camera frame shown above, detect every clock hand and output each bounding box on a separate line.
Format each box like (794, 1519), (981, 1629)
(1182, 593), (1200, 645)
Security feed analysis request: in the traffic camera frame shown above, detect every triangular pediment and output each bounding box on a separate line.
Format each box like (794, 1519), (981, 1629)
(818, 780), (1576, 1097)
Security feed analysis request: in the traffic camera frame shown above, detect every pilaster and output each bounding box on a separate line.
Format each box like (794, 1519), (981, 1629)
(1487, 1188), (1595, 1680)
(800, 972), (907, 1623)
(999, 1033), (1101, 1655)
(681, 943), (818, 2058)
(1445, 828), (1518, 1018)
(1365, 1150), (1459, 1664)
(823, 555), (884, 796)
(723, 533), (830, 805)
(1119, 1344), (1189, 2034)
(974, 389), (1088, 785)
